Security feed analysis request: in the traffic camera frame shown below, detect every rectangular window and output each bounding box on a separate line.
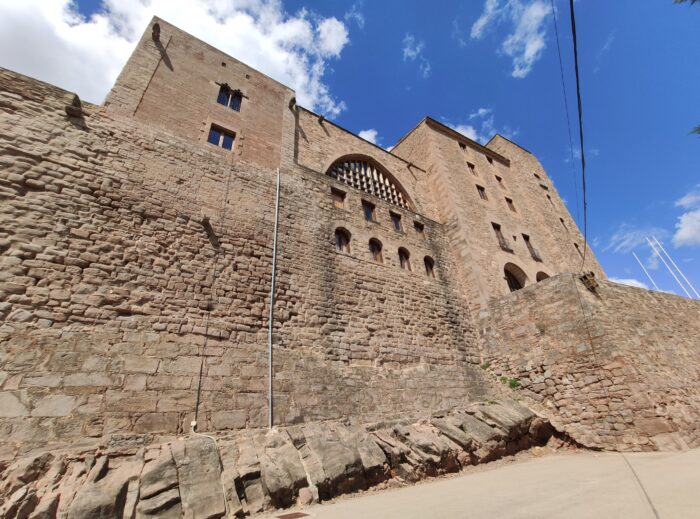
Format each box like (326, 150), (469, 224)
(217, 85), (243, 112)
(362, 200), (376, 222)
(505, 197), (516, 212)
(414, 221), (424, 234)
(546, 194), (555, 207)
(574, 243), (583, 258)
(459, 142), (466, 151)
(539, 183), (549, 191)
(492, 222), (513, 252)
(477, 185), (488, 200)
(390, 212), (402, 232)
(207, 125), (236, 150)
(560, 217), (568, 232)
(229, 92), (242, 112)
(523, 234), (543, 262)
(487, 156), (494, 164)
(467, 162), (476, 175)
(331, 188), (346, 209)
(216, 87), (229, 106)
(495, 175), (504, 187)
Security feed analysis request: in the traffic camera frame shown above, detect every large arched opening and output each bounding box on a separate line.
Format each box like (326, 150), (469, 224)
(504, 262), (528, 292)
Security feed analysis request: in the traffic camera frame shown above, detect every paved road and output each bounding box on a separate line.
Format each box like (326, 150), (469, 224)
(264, 449), (700, 519)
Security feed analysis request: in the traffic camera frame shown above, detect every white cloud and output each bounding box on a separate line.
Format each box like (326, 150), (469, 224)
(673, 185), (700, 247)
(402, 33), (431, 79)
(0, 0), (351, 116)
(358, 128), (379, 144)
(470, 0), (551, 78)
(608, 277), (649, 290)
(443, 107), (518, 144)
(605, 224), (668, 254)
(344, 1), (364, 29)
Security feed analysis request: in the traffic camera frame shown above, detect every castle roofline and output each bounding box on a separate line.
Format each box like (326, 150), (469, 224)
(486, 133), (534, 156)
(393, 116), (511, 167)
(296, 106), (426, 173)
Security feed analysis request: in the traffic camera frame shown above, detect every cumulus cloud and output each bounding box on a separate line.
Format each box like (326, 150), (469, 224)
(470, 0), (551, 78)
(608, 277), (649, 290)
(402, 33), (431, 78)
(443, 107), (518, 144)
(358, 128), (379, 145)
(0, 0), (351, 116)
(673, 184), (700, 247)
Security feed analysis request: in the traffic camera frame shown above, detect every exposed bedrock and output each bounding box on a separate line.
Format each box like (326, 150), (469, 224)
(0, 399), (553, 518)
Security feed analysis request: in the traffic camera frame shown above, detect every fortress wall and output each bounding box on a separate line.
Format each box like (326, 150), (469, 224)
(478, 274), (700, 451)
(0, 69), (488, 458)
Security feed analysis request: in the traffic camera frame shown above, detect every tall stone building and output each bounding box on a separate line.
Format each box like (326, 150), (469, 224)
(0, 16), (698, 468)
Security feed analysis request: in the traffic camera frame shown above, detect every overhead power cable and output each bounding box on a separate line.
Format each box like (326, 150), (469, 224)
(568, 0), (589, 272)
(550, 0), (581, 224)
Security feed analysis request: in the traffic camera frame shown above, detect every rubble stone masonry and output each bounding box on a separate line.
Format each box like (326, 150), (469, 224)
(0, 17), (698, 463)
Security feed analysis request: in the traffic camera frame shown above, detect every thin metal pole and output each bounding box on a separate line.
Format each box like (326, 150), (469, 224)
(632, 252), (659, 291)
(268, 168), (281, 429)
(646, 237), (691, 298)
(652, 235), (699, 298)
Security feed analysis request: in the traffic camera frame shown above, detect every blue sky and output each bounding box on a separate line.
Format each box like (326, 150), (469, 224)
(1, 0), (698, 296)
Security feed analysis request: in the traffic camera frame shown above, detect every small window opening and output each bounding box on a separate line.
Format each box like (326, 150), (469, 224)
(536, 272), (550, 282)
(546, 194), (555, 207)
(487, 156), (494, 164)
(414, 221), (424, 234)
(559, 217), (568, 232)
(523, 234), (543, 262)
(574, 242), (583, 258)
(398, 247), (411, 271)
(207, 125), (236, 150)
(534, 173), (542, 180)
(390, 212), (402, 232)
(216, 85), (243, 112)
(459, 142), (466, 151)
(539, 183), (549, 191)
(362, 200), (376, 222)
(467, 162), (476, 175)
(369, 239), (383, 263)
(477, 185), (488, 201)
(505, 197), (516, 212)
(424, 256), (435, 278)
(492, 223), (513, 252)
(335, 228), (351, 253)
(331, 188), (346, 209)
(495, 175), (504, 187)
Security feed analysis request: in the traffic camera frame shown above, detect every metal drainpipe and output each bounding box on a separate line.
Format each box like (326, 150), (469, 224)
(268, 168), (281, 429)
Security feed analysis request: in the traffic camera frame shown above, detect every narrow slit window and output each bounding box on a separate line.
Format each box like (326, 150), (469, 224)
(487, 156), (494, 164)
(424, 256), (435, 278)
(560, 217), (568, 232)
(495, 175), (504, 187)
(546, 194), (555, 207)
(492, 222), (513, 252)
(335, 228), (351, 253)
(362, 200), (376, 222)
(574, 242), (583, 258)
(369, 239), (383, 263)
(477, 185), (488, 201)
(390, 212), (402, 232)
(331, 188), (346, 209)
(467, 162), (476, 175)
(505, 197), (516, 212)
(398, 247), (411, 271)
(523, 234), (543, 262)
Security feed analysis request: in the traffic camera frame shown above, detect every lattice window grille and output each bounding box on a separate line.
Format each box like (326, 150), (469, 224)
(327, 159), (408, 209)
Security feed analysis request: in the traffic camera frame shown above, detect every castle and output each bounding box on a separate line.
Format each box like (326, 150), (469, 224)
(1, 16), (698, 467)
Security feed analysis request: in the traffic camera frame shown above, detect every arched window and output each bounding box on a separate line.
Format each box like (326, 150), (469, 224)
(369, 239), (383, 263)
(335, 228), (351, 253)
(398, 247), (411, 271)
(504, 262), (528, 293)
(326, 156), (413, 210)
(536, 271), (550, 282)
(424, 256), (435, 278)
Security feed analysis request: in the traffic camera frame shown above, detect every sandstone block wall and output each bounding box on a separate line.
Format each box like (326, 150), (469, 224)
(478, 274), (700, 451)
(0, 68), (487, 458)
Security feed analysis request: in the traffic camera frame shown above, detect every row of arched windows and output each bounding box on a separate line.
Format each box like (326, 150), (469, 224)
(335, 228), (435, 277)
(503, 262), (549, 292)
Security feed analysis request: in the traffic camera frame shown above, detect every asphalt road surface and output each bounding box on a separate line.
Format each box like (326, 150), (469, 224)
(263, 448), (700, 519)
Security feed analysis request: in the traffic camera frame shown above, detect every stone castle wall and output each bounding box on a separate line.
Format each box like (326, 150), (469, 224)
(478, 274), (700, 451)
(0, 67), (486, 458)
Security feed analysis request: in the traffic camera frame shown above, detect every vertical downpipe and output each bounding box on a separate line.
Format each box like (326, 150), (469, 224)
(268, 168), (281, 429)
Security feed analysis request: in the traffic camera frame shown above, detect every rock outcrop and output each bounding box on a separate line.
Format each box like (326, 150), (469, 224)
(0, 400), (552, 518)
